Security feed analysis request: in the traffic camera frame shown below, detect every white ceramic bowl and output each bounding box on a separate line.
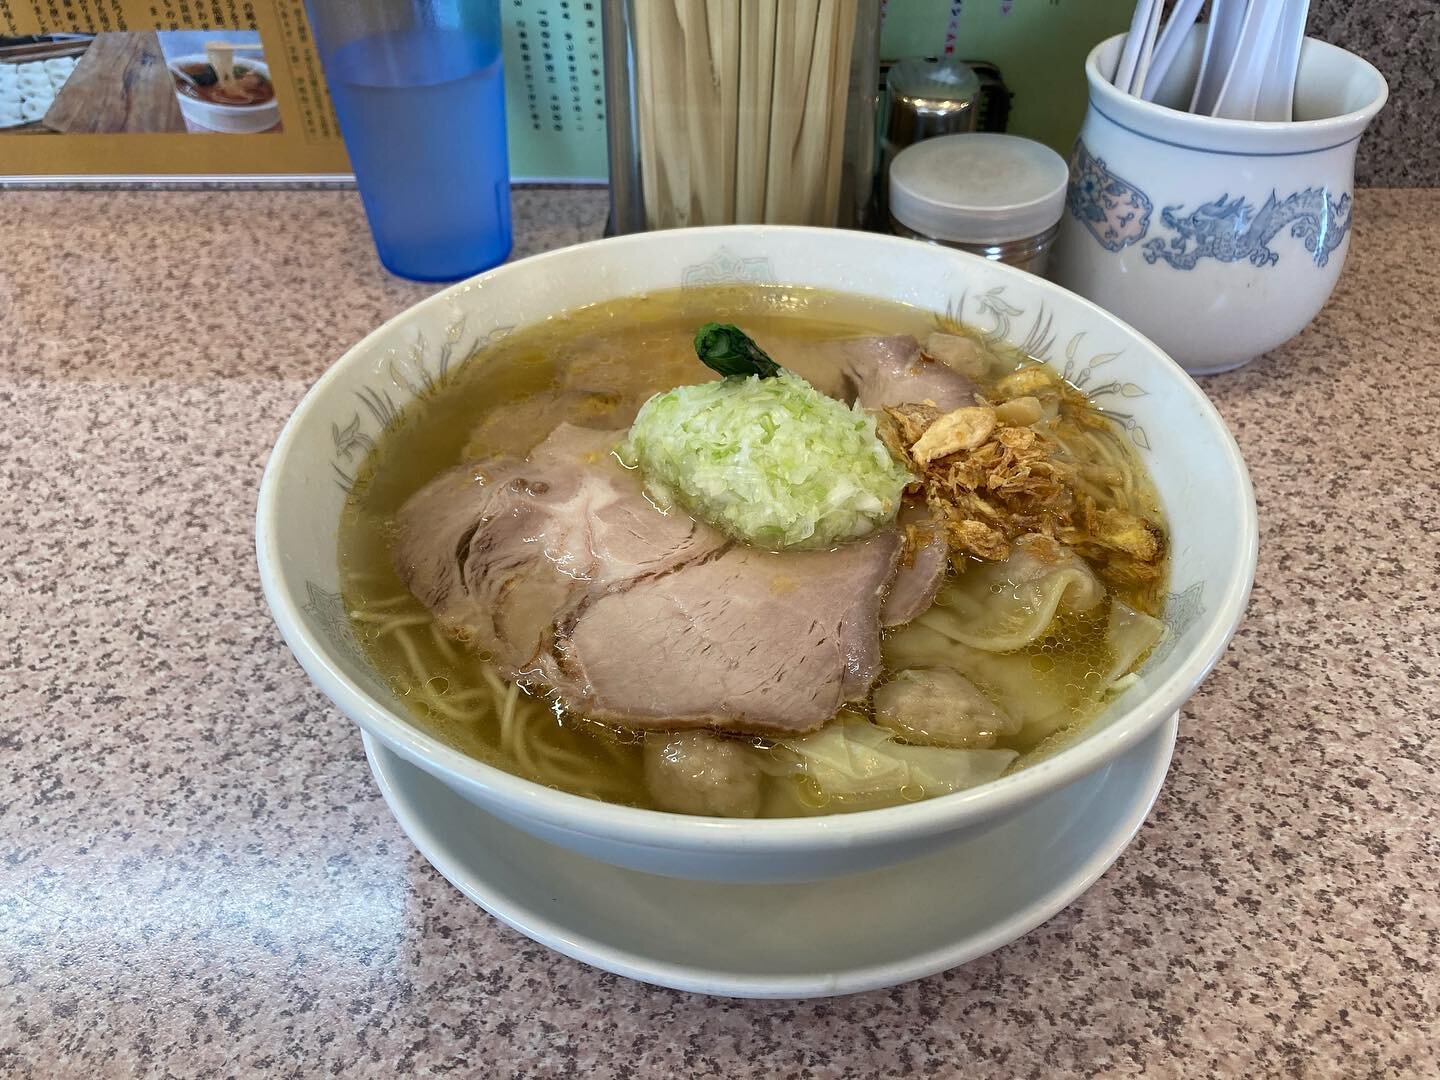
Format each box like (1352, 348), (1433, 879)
(169, 54), (279, 134)
(361, 716), (1177, 996)
(256, 226), (1257, 884)
(1051, 31), (1387, 374)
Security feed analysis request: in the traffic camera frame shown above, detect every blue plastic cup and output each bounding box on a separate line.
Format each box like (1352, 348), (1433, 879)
(305, 0), (513, 281)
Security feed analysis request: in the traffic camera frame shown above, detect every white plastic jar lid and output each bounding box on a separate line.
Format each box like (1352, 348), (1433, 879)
(889, 133), (1070, 245)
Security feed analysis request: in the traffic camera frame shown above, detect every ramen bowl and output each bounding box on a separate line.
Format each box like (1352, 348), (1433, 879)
(168, 54), (280, 134)
(257, 226), (1257, 884)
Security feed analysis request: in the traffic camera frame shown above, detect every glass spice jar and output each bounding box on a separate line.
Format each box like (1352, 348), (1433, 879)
(888, 133), (1069, 275)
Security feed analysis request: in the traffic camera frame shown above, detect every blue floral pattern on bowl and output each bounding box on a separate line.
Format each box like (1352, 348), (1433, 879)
(302, 581), (388, 694)
(681, 247), (775, 287)
(957, 285), (1154, 451)
(1146, 582), (1206, 672)
(329, 315), (509, 493)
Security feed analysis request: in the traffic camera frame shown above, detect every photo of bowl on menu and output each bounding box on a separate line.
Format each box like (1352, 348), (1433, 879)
(0, 30), (279, 136)
(163, 31), (281, 135)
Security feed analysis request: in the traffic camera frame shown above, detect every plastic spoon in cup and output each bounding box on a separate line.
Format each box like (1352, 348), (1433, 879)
(1210, 0), (1287, 119)
(1113, 0), (1162, 93)
(1127, 0), (1166, 96)
(1140, 0), (1206, 101)
(1190, 0), (1252, 114)
(1254, 0), (1310, 120)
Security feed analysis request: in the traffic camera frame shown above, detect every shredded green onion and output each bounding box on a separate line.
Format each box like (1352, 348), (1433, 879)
(618, 370), (913, 550)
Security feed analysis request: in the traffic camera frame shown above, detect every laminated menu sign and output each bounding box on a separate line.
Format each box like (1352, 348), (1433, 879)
(0, 0), (349, 179)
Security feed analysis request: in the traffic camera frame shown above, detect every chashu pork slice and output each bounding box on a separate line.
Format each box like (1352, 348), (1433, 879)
(770, 333), (978, 413)
(393, 425), (728, 674)
(393, 424), (902, 735)
(554, 530), (901, 732)
(881, 504), (950, 627)
(394, 333), (970, 735)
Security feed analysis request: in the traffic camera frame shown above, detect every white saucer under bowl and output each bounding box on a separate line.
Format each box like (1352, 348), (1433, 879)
(362, 712), (1178, 999)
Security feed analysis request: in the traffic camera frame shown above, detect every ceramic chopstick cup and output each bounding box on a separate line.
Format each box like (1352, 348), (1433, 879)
(1050, 30), (1387, 374)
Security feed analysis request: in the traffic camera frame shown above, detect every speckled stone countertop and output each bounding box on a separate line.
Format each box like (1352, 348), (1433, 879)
(2, 188), (1436, 1078)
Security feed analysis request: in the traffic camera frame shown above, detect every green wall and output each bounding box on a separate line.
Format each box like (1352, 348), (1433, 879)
(878, 0), (1134, 157)
(501, 0), (1135, 181)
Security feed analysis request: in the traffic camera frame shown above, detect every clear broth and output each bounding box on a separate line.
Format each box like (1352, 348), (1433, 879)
(337, 286), (1165, 815)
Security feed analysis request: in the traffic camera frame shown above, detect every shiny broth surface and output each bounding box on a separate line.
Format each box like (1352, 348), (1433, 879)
(338, 286), (1166, 816)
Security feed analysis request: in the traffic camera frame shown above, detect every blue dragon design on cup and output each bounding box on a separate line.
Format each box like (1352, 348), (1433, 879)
(1067, 140), (1353, 270)
(1142, 189), (1352, 269)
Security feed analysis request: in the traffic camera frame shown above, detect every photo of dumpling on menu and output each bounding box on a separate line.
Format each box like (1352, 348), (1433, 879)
(0, 35), (86, 132)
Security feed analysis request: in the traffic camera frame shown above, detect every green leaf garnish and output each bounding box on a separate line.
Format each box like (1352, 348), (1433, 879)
(693, 323), (781, 380)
